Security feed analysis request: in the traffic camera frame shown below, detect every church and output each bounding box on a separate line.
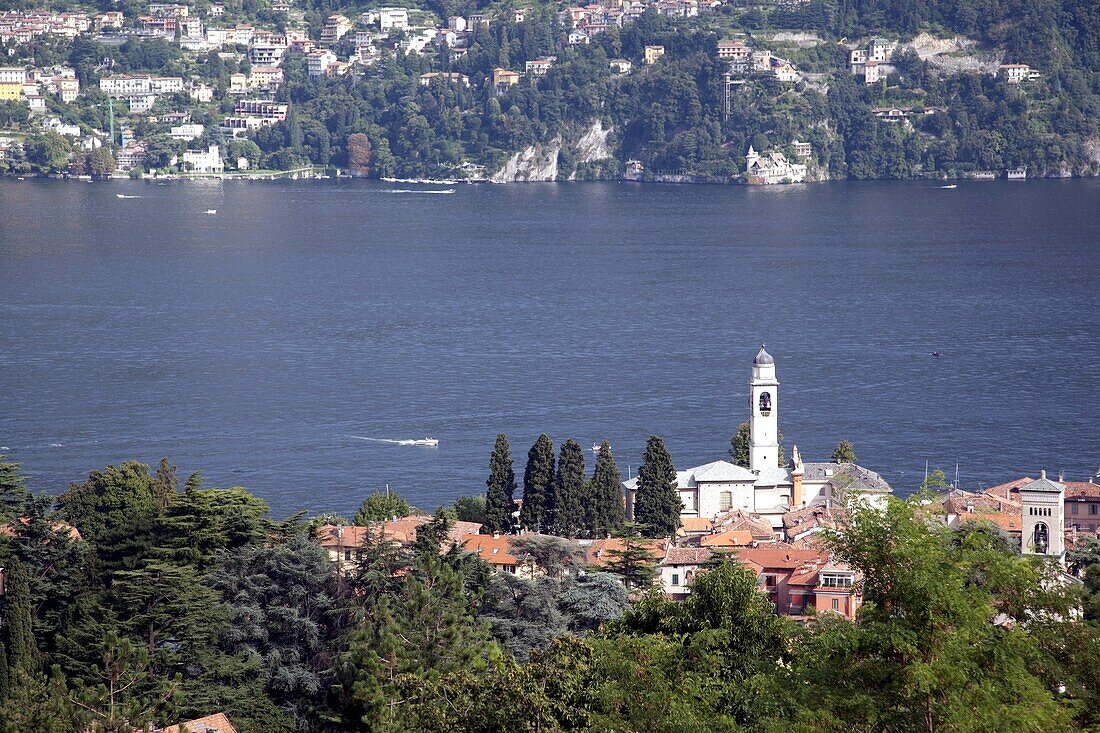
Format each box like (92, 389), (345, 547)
(623, 346), (893, 531)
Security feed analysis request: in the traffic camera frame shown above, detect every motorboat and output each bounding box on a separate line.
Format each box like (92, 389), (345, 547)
(205, 209), (217, 214)
(409, 438), (439, 447)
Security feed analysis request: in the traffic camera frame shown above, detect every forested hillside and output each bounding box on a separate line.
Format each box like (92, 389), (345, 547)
(1, 0), (1098, 179)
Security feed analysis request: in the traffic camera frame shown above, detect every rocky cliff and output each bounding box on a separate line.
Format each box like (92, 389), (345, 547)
(490, 120), (613, 182)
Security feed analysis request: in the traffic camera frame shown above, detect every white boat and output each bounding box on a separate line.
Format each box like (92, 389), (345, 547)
(410, 438), (439, 447)
(941, 184), (957, 189)
(591, 443), (602, 452)
(205, 209), (217, 214)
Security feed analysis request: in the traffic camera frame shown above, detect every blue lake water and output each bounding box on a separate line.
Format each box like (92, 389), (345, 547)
(1, 178), (1098, 517)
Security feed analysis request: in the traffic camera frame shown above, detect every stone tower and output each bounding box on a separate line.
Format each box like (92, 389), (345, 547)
(749, 345), (779, 472)
(1019, 469), (1065, 563)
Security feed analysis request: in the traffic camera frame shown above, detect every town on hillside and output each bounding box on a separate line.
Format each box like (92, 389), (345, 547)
(0, 0), (1095, 181)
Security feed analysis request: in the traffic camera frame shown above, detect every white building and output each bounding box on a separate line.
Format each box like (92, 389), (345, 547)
(623, 347), (892, 532)
(998, 64), (1039, 83)
(181, 144), (224, 173)
(248, 41), (286, 67)
(366, 7), (408, 31)
(170, 123), (204, 140)
(745, 146), (807, 184)
(307, 50), (338, 78)
(1020, 471), (1065, 562)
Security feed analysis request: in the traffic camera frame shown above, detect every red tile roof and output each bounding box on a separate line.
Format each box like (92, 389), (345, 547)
(584, 537), (667, 568)
(461, 534), (519, 566)
(662, 546), (713, 565)
(733, 546), (821, 571)
(154, 712), (237, 733)
(700, 529), (754, 548)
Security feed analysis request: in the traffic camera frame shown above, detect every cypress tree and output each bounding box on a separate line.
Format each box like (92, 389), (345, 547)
(519, 434), (554, 532)
(634, 436), (681, 539)
(729, 422), (750, 468)
(0, 455), (29, 522)
(547, 439), (586, 538)
(483, 434), (516, 533)
(2, 559), (38, 680)
(585, 441), (625, 538)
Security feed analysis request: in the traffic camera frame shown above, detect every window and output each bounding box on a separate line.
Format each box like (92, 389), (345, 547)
(1091, 504), (1097, 516)
(1072, 503), (1079, 515)
(759, 391), (772, 416)
(719, 491), (733, 511)
(821, 573), (854, 588)
(344, 550), (352, 561)
(764, 574), (777, 589)
(831, 598), (840, 611)
(671, 573), (680, 587)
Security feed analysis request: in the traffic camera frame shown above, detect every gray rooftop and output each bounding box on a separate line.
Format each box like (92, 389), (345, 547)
(803, 462), (892, 494)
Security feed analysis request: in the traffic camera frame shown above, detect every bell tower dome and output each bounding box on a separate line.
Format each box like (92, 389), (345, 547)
(749, 345), (779, 472)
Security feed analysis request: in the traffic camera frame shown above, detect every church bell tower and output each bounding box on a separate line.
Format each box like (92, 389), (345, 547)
(749, 345), (779, 472)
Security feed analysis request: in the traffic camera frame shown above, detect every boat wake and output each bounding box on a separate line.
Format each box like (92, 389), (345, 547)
(379, 188), (455, 195)
(350, 435), (439, 447)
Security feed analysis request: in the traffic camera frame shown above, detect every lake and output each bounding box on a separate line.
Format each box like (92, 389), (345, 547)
(1, 177), (1098, 518)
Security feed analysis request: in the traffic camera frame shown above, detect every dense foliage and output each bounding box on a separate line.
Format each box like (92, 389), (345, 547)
(4, 450), (1100, 732)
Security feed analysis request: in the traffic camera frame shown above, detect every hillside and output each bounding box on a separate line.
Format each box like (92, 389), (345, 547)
(0, 0), (1098, 180)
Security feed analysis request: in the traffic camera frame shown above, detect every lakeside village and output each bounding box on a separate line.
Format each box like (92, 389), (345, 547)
(321, 346), (1097, 608)
(0, 2), (1045, 183)
(1, 347), (1097, 731)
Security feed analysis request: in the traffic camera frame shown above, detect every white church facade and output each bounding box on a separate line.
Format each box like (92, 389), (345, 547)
(623, 346), (892, 530)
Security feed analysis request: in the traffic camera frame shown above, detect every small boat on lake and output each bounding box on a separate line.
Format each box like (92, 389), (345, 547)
(205, 209), (217, 214)
(932, 351), (944, 357)
(409, 438), (439, 447)
(941, 184), (957, 189)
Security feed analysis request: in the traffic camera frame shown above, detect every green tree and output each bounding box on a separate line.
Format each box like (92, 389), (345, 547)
(23, 131), (70, 173)
(1, 559), (38, 684)
(354, 487), (411, 524)
(484, 434), (516, 533)
(0, 668), (79, 733)
(72, 632), (179, 733)
(110, 559), (223, 672)
(337, 555), (495, 731)
(729, 421), (750, 468)
(155, 485), (270, 569)
(633, 436), (680, 538)
(452, 495), (487, 525)
(87, 147), (115, 178)
(0, 454), (29, 521)
(519, 434), (554, 532)
(606, 523), (659, 590)
(585, 441), (625, 537)
(831, 440), (857, 463)
(547, 439), (586, 537)
(789, 497), (1074, 733)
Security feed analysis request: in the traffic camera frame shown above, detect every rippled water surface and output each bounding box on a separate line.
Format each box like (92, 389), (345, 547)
(1, 178), (1098, 516)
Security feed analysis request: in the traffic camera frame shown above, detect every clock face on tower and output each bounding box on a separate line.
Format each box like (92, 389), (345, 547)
(759, 392), (772, 416)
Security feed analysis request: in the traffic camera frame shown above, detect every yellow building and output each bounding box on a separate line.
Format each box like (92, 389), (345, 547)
(0, 82), (25, 101)
(644, 45), (665, 65)
(491, 67), (521, 89)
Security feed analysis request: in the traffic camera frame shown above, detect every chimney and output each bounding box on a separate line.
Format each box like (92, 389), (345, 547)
(493, 532), (500, 540)
(966, 502), (974, 514)
(1040, 469), (1047, 480)
(790, 472), (803, 509)
(336, 525), (344, 539)
(1058, 470), (1065, 483)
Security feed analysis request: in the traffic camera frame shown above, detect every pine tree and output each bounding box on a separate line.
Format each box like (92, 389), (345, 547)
(483, 434), (516, 533)
(2, 559), (38, 681)
(634, 436), (681, 539)
(832, 440), (858, 464)
(729, 422), (750, 468)
(607, 523), (659, 590)
(586, 441), (625, 538)
(519, 434), (554, 532)
(0, 455), (29, 521)
(547, 439), (586, 538)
